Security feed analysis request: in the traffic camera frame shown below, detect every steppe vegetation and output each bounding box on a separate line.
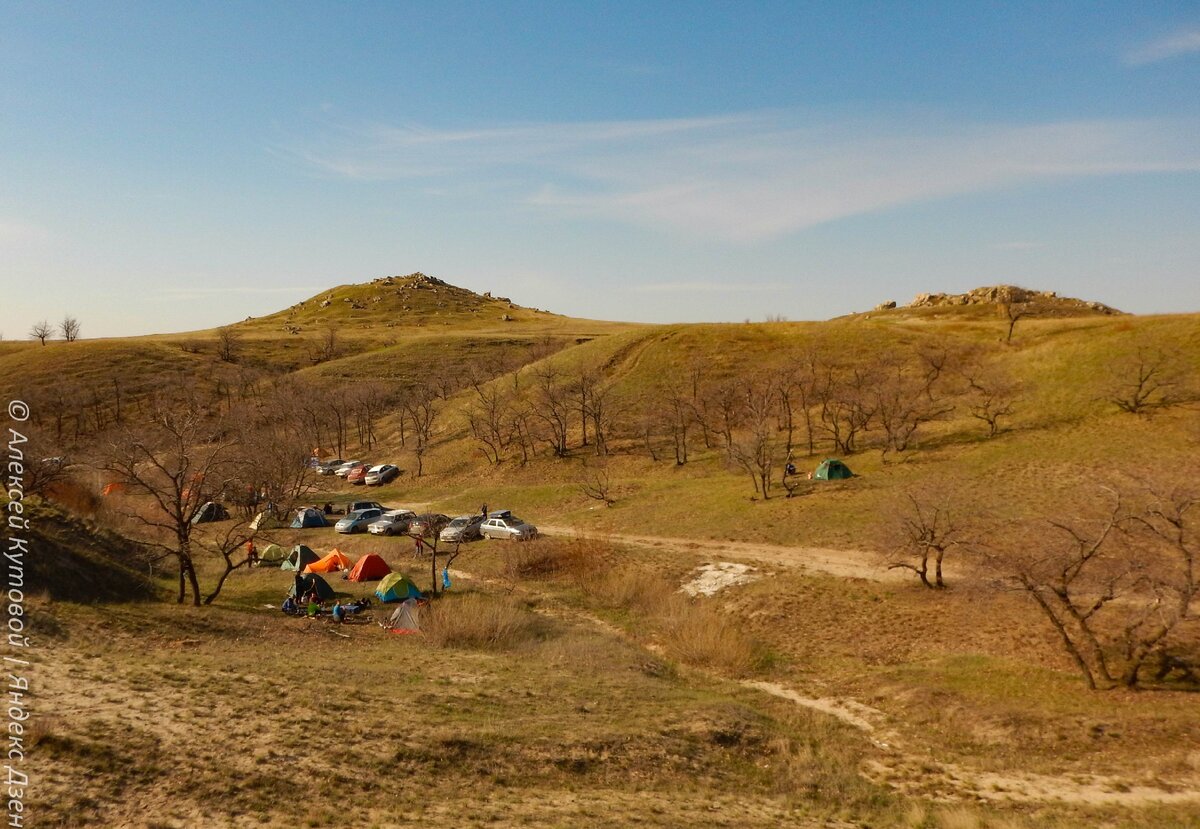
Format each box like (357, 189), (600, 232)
(9, 276), (1200, 827)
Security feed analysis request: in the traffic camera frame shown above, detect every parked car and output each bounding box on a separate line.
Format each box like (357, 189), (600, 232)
(346, 464), (371, 485)
(439, 514), (485, 543)
(316, 458), (345, 476)
(333, 460), (364, 478)
(334, 507), (384, 534)
(408, 513), (451, 537)
(367, 509), (418, 536)
(479, 511), (538, 541)
(364, 464), (400, 486)
(347, 500), (385, 514)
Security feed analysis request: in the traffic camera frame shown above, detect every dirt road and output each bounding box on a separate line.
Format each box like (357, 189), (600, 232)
(539, 524), (903, 582)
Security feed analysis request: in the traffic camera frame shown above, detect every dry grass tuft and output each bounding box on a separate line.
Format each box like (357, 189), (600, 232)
(423, 592), (542, 650)
(502, 535), (612, 582)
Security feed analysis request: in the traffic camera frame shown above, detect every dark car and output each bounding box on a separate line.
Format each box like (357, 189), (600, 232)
(408, 513), (451, 537)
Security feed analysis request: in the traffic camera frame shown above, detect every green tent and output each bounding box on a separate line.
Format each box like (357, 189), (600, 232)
(258, 543), (287, 564)
(814, 458), (854, 480)
(375, 572), (424, 603)
(281, 545), (320, 572)
(289, 573), (335, 601)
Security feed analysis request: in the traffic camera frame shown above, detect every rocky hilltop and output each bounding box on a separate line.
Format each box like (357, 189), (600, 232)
(873, 285), (1123, 316)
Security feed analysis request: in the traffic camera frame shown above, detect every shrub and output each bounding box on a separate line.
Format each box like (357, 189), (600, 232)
(423, 593), (541, 651)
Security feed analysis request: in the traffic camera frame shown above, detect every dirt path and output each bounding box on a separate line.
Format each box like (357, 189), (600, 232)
(539, 524), (902, 583)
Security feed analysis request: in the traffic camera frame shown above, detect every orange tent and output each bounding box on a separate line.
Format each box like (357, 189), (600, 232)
(303, 549), (354, 574)
(101, 482), (126, 497)
(347, 553), (391, 582)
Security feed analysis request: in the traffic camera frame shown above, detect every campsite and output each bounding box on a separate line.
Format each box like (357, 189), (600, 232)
(11, 274), (1200, 829)
(6, 7), (1200, 826)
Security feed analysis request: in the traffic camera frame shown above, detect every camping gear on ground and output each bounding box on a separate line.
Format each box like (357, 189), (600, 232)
(258, 543), (287, 565)
(303, 549), (354, 574)
(347, 553), (391, 582)
(192, 501), (229, 525)
(386, 599), (421, 634)
(813, 458), (854, 480)
(375, 573), (423, 603)
(289, 573), (335, 601)
(281, 545), (320, 572)
(290, 507), (328, 529)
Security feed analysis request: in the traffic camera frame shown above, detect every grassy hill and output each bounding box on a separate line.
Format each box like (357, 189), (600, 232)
(16, 278), (1200, 827)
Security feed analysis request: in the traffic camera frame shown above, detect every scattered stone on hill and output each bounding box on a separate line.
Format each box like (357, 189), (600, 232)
(501, 314), (512, 321)
(874, 300), (897, 311)
(320, 299), (331, 307)
(904, 285), (1122, 315)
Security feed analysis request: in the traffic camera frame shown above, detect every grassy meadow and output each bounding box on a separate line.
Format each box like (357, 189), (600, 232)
(14, 279), (1200, 827)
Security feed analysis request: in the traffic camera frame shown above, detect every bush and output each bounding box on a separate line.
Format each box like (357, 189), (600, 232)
(423, 593), (541, 651)
(502, 536), (611, 582)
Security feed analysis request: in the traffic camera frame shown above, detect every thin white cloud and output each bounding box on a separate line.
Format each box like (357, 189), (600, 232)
(287, 113), (1200, 242)
(1124, 27), (1200, 65)
(631, 281), (786, 293)
(155, 286), (324, 301)
(0, 220), (50, 246)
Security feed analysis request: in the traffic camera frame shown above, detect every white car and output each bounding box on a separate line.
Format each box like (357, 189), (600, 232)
(479, 512), (538, 541)
(333, 460), (364, 478)
(367, 509), (417, 536)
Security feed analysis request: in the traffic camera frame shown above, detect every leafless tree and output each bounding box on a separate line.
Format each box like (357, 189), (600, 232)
(579, 462), (615, 506)
(465, 381), (515, 465)
(1001, 300), (1029, 344)
(729, 378), (779, 499)
(874, 355), (955, 459)
(1105, 345), (1184, 415)
(216, 326), (240, 363)
(962, 362), (1019, 438)
(310, 326), (340, 364)
(29, 320), (52, 346)
(985, 483), (1198, 690)
(402, 382), (439, 476)
(531, 365), (570, 457)
(59, 315), (81, 342)
(885, 491), (968, 588)
(99, 396), (240, 605)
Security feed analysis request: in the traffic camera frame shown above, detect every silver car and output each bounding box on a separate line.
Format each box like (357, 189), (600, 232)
(439, 514), (485, 543)
(479, 512), (537, 541)
(333, 460), (364, 478)
(334, 507), (383, 534)
(367, 509), (417, 536)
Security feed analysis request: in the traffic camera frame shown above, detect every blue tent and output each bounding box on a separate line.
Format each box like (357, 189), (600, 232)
(291, 507), (327, 529)
(375, 573), (424, 603)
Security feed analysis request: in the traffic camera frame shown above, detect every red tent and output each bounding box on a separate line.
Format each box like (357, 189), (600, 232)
(347, 553), (391, 582)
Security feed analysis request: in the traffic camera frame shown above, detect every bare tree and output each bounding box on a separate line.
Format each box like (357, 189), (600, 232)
(962, 361), (1019, 438)
(310, 327), (340, 364)
(531, 366), (570, 457)
(874, 354), (955, 459)
(884, 491), (967, 589)
(216, 326), (240, 363)
(29, 320), (53, 346)
(1105, 345), (1183, 415)
(579, 462), (615, 506)
(985, 483), (1198, 689)
(729, 378), (779, 499)
(1001, 300), (1029, 344)
(59, 315), (81, 342)
(100, 397), (240, 605)
(402, 382), (439, 477)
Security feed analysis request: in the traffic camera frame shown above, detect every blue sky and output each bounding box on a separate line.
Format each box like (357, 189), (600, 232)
(1, 2), (1199, 338)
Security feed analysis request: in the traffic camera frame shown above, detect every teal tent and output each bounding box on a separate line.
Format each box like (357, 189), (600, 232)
(375, 573), (424, 603)
(814, 458), (854, 480)
(289, 573), (335, 601)
(281, 545), (320, 572)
